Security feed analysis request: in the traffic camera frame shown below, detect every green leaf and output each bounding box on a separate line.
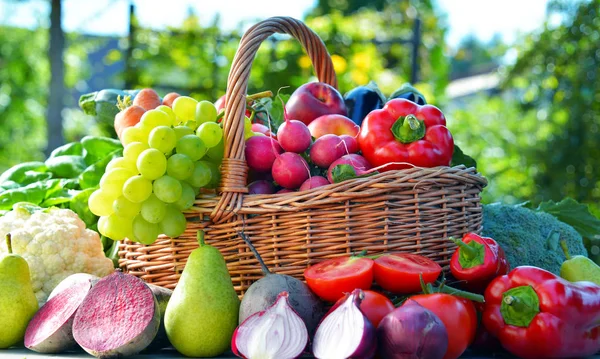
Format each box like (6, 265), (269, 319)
(70, 188), (98, 229)
(536, 198), (600, 240)
(49, 142), (83, 159)
(79, 149), (122, 189)
(0, 162), (47, 184)
(451, 144), (477, 169)
(41, 188), (80, 207)
(45, 155), (87, 178)
(80, 136), (123, 166)
(331, 164), (376, 184)
(0, 179), (63, 210)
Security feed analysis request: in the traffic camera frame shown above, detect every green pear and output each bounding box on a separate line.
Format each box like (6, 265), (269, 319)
(165, 231), (240, 357)
(0, 233), (39, 349)
(560, 240), (600, 285)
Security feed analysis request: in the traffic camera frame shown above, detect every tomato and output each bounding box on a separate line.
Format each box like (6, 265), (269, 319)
(373, 253), (442, 294)
(358, 290), (395, 328)
(304, 256), (374, 302)
(409, 294), (478, 359)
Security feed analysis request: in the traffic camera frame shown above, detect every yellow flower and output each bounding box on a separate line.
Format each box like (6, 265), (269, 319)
(331, 54), (347, 74)
(298, 55), (312, 69)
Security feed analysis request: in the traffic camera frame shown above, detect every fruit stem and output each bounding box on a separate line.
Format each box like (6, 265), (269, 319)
(116, 95), (132, 111)
(238, 232), (272, 276)
(246, 91), (273, 103)
(560, 239), (572, 260)
(197, 230), (206, 247)
(419, 274), (484, 302)
(5, 233), (12, 254)
(450, 237), (478, 259)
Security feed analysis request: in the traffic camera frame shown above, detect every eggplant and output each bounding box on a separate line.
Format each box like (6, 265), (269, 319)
(343, 81), (385, 126)
(389, 83), (427, 105)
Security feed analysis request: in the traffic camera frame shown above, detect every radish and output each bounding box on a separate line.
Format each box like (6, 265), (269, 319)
(277, 119), (312, 153)
(114, 105), (145, 139)
(72, 272), (160, 358)
(327, 154), (373, 184)
(272, 152), (310, 189)
(48, 273), (98, 301)
(299, 176), (330, 191)
(245, 136), (283, 172)
(248, 180), (276, 195)
(162, 92), (180, 108)
(277, 188), (296, 194)
(339, 134), (359, 154)
(24, 279), (94, 353)
(251, 123), (276, 138)
(133, 88), (162, 111)
(309, 134), (346, 168)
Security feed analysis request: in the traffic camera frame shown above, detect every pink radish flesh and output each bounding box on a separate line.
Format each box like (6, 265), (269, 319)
(309, 134), (346, 168)
(245, 136), (283, 172)
(24, 281), (92, 353)
(271, 152), (310, 189)
(277, 120), (312, 153)
(72, 272), (160, 358)
(339, 135), (359, 154)
(299, 176), (330, 191)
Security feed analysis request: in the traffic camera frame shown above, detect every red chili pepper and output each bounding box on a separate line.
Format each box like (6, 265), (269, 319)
(483, 266), (600, 359)
(449, 233), (509, 292)
(357, 98), (454, 171)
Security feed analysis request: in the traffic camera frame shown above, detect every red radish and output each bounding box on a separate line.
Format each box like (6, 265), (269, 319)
(114, 105), (145, 139)
(251, 123), (276, 138)
(277, 188), (296, 194)
(24, 279), (94, 353)
(299, 176), (330, 191)
(339, 134), (359, 154)
(327, 154), (373, 184)
(272, 152), (310, 189)
(313, 289), (377, 359)
(162, 92), (180, 108)
(133, 88), (162, 111)
(277, 119), (312, 153)
(248, 180), (275, 195)
(309, 134), (345, 168)
(72, 272), (160, 358)
(232, 292), (308, 359)
(245, 136), (283, 172)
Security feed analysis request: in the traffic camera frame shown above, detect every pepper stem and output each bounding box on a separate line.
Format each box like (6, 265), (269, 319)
(560, 240), (572, 260)
(197, 230), (205, 247)
(500, 286), (540, 327)
(450, 237), (478, 259)
(391, 114), (426, 144)
(6, 233), (12, 254)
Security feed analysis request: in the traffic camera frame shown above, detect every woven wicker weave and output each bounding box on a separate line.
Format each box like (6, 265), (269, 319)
(118, 16), (487, 294)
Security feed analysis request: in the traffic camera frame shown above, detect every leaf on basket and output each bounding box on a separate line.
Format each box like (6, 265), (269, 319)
(254, 92), (290, 133)
(450, 144), (477, 169)
(331, 164), (376, 184)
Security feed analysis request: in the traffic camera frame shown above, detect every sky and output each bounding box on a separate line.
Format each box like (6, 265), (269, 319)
(0, 0), (550, 48)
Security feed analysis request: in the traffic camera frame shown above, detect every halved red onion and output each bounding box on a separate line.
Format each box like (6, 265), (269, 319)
(232, 291), (308, 359)
(313, 289), (377, 359)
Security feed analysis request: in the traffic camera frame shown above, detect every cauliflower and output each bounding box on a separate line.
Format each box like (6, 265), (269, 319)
(0, 206), (114, 305)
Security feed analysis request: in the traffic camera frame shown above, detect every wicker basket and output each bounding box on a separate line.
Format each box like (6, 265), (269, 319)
(119, 16), (488, 294)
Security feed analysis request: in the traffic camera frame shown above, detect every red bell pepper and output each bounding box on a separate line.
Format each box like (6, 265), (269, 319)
(483, 266), (600, 359)
(449, 233), (509, 292)
(357, 98), (454, 171)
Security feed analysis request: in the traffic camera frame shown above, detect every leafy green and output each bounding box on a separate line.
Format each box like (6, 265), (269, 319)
(0, 179), (63, 210)
(45, 155), (87, 178)
(331, 164), (376, 184)
(254, 92), (290, 133)
(49, 142), (83, 159)
(451, 144), (477, 169)
(70, 188), (97, 229)
(81, 136), (123, 166)
(0, 162), (47, 184)
(79, 149), (122, 189)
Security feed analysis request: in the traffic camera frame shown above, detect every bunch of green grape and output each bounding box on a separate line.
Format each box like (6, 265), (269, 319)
(88, 97), (224, 245)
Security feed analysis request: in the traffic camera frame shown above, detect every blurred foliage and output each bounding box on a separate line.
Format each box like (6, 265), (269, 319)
(449, 34), (507, 79)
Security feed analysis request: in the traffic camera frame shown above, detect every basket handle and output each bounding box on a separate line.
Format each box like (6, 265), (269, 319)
(211, 16), (338, 223)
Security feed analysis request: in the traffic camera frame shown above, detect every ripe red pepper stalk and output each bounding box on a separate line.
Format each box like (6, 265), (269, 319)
(483, 266), (600, 359)
(449, 233), (509, 292)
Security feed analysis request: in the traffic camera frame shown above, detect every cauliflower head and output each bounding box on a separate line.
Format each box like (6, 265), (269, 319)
(0, 206), (114, 305)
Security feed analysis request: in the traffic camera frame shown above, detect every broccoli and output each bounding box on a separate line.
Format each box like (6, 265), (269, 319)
(481, 203), (588, 275)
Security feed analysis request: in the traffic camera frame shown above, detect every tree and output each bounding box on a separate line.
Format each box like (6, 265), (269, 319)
(46, 0), (65, 156)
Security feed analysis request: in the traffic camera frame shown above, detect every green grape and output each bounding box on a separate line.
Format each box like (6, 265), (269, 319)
(149, 126), (177, 154)
(176, 135), (207, 161)
(136, 122), (152, 142)
(173, 126), (194, 140)
(184, 120), (198, 131)
(196, 122), (223, 148)
(153, 175), (182, 203)
(202, 160), (221, 189)
(100, 168), (136, 197)
(159, 206), (187, 238)
(123, 175), (153, 203)
(187, 161), (212, 188)
(104, 213), (133, 241)
(132, 215), (160, 245)
(123, 142), (149, 163)
(206, 138), (224, 162)
(174, 182), (196, 210)
(97, 216), (109, 237)
(106, 157), (137, 173)
(140, 109), (172, 128)
(156, 105), (176, 123)
(244, 117), (252, 132)
(137, 148), (167, 180)
(121, 126), (144, 146)
(195, 100), (217, 124)
(167, 154), (194, 180)
(172, 96), (198, 122)
(140, 194), (167, 223)
(89, 189), (116, 217)
(113, 196), (141, 218)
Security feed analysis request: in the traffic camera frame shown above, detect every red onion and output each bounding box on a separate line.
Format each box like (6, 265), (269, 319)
(377, 300), (448, 359)
(232, 291), (308, 359)
(313, 289), (376, 359)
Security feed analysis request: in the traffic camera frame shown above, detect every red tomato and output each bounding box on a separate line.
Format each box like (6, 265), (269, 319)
(409, 294), (478, 359)
(304, 257), (374, 302)
(358, 290), (395, 328)
(373, 253), (442, 294)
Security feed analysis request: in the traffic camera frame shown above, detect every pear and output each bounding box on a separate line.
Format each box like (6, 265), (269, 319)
(0, 233), (39, 349)
(165, 231), (240, 357)
(560, 240), (600, 285)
